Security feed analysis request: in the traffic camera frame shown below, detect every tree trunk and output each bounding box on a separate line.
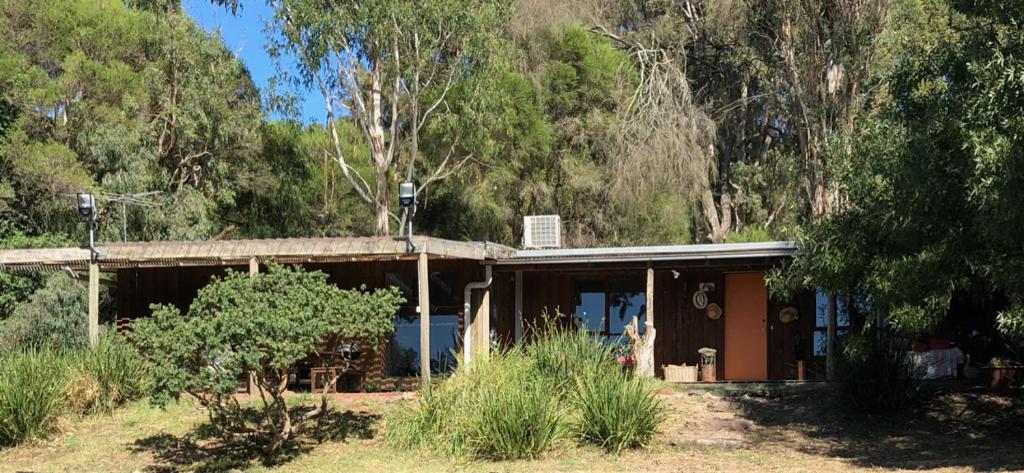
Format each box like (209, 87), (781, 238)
(626, 316), (656, 377)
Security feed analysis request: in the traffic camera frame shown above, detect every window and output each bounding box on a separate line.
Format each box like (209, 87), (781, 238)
(573, 279), (646, 343)
(384, 271), (461, 377)
(812, 291), (852, 356)
(386, 313), (460, 377)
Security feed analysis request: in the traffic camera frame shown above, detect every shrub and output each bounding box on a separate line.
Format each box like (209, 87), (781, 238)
(837, 336), (919, 412)
(0, 273), (93, 351)
(0, 347), (70, 446)
(130, 264), (403, 454)
(572, 370), (664, 453)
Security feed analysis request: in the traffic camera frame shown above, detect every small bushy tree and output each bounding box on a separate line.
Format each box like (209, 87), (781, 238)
(130, 264), (403, 453)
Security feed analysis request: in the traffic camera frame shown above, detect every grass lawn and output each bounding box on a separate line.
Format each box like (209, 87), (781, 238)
(2, 385), (1022, 472)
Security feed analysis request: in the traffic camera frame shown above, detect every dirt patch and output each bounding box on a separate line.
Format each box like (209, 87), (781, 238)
(654, 384), (1024, 472)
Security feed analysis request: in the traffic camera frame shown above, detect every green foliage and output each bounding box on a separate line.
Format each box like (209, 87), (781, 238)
(0, 337), (147, 447)
(467, 372), (564, 460)
(386, 325), (664, 460)
(130, 264), (403, 453)
(777, 2), (1024, 345)
(572, 369), (665, 453)
(0, 347), (69, 446)
(66, 335), (148, 415)
(230, 121), (374, 238)
(836, 336), (919, 413)
(0, 0), (261, 242)
(0, 273), (97, 350)
(385, 351), (564, 459)
(0, 225), (73, 320)
(524, 321), (619, 392)
(724, 226), (774, 244)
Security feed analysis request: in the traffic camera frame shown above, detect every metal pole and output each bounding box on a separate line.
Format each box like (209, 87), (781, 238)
(122, 201), (127, 242)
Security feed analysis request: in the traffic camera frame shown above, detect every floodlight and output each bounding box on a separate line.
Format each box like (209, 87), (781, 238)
(399, 181), (416, 209)
(77, 193), (95, 219)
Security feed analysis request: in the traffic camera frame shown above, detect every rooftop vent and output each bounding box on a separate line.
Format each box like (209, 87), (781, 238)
(523, 215), (562, 249)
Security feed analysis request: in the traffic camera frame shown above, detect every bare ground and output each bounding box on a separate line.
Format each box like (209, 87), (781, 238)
(1, 384), (1022, 472)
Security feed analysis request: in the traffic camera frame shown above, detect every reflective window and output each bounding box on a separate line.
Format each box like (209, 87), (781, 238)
(574, 281), (606, 333)
(386, 313), (461, 377)
(384, 270), (462, 377)
(572, 279), (646, 342)
(813, 291), (864, 357)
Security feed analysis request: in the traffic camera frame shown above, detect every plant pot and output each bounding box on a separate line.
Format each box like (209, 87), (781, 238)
(989, 366), (1017, 390)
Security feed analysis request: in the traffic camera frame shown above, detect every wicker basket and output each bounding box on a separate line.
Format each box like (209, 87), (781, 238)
(663, 364), (698, 383)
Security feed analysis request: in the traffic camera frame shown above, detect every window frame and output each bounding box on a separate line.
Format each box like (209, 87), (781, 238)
(572, 278), (646, 339)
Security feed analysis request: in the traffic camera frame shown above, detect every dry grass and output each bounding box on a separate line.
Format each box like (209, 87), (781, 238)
(1, 385), (1022, 472)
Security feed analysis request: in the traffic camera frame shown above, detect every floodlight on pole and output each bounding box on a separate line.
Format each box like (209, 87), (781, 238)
(398, 181), (417, 251)
(77, 192), (99, 262)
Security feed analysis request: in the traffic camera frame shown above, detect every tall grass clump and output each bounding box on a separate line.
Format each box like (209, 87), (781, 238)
(386, 350), (564, 460)
(387, 323), (666, 460)
(0, 347), (70, 446)
(66, 335), (148, 414)
(525, 324), (618, 392)
(0, 334), (149, 447)
(572, 370), (665, 452)
(837, 335), (919, 412)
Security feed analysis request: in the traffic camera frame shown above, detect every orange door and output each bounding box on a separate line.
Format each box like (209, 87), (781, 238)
(724, 272), (768, 380)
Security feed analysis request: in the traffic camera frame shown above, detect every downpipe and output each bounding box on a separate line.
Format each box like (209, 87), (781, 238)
(462, 265), (492, 367)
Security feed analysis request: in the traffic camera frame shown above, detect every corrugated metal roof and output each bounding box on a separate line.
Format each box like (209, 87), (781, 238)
(0, 236), (796, 272)
(500, 241), (797, 265)
(0, 236), (515, 272)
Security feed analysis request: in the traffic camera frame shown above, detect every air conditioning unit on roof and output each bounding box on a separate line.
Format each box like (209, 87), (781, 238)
(523, 215), (562, 249)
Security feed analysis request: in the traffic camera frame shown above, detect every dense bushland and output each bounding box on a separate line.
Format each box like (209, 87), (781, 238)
(0, 336), (147, 447)
(385, 326), (664, 460)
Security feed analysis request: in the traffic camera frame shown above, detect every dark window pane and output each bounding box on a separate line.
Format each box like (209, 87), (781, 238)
(386, 271), (458, 311)
(386, 314), (461, 377)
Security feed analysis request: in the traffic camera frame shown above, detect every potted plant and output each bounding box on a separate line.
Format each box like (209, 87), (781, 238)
(989, 357), (1019, 390)
(615, 344), (635, 370)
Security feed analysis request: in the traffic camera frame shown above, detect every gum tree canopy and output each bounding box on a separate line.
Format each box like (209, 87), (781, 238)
(130, 264), (404, 453)
(772, 1), (1024, 345)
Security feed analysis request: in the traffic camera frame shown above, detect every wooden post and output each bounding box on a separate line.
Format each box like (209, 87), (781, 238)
(635, 265), (655, 376)
(514, 270), (523, 342)
(418, 251), (431, 385)
(646, 266), (655, 329)
(474, 266), (492, 361)
(88, 262), (99, 346)
(249, 257), (259, 277)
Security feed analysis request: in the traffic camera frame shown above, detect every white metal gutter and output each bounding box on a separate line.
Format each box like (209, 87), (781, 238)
(494, 241), (798, 265)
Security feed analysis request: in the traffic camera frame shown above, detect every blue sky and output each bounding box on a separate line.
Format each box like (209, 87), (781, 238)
(182, 0), (321, 123)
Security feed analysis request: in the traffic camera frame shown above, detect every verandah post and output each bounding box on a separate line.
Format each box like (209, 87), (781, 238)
(417, 250), (431, 385)
(88, 262), (99, 346)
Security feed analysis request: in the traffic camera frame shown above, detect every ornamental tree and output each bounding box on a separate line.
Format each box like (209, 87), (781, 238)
(130, 264), (403, 453)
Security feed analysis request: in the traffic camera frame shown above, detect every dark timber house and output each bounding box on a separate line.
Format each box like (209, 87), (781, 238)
(0, 236), (827, 388)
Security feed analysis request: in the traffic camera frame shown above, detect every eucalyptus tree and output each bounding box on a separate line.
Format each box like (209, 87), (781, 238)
(774, 0), (1024, 356)
(266, 0), (510, 235)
